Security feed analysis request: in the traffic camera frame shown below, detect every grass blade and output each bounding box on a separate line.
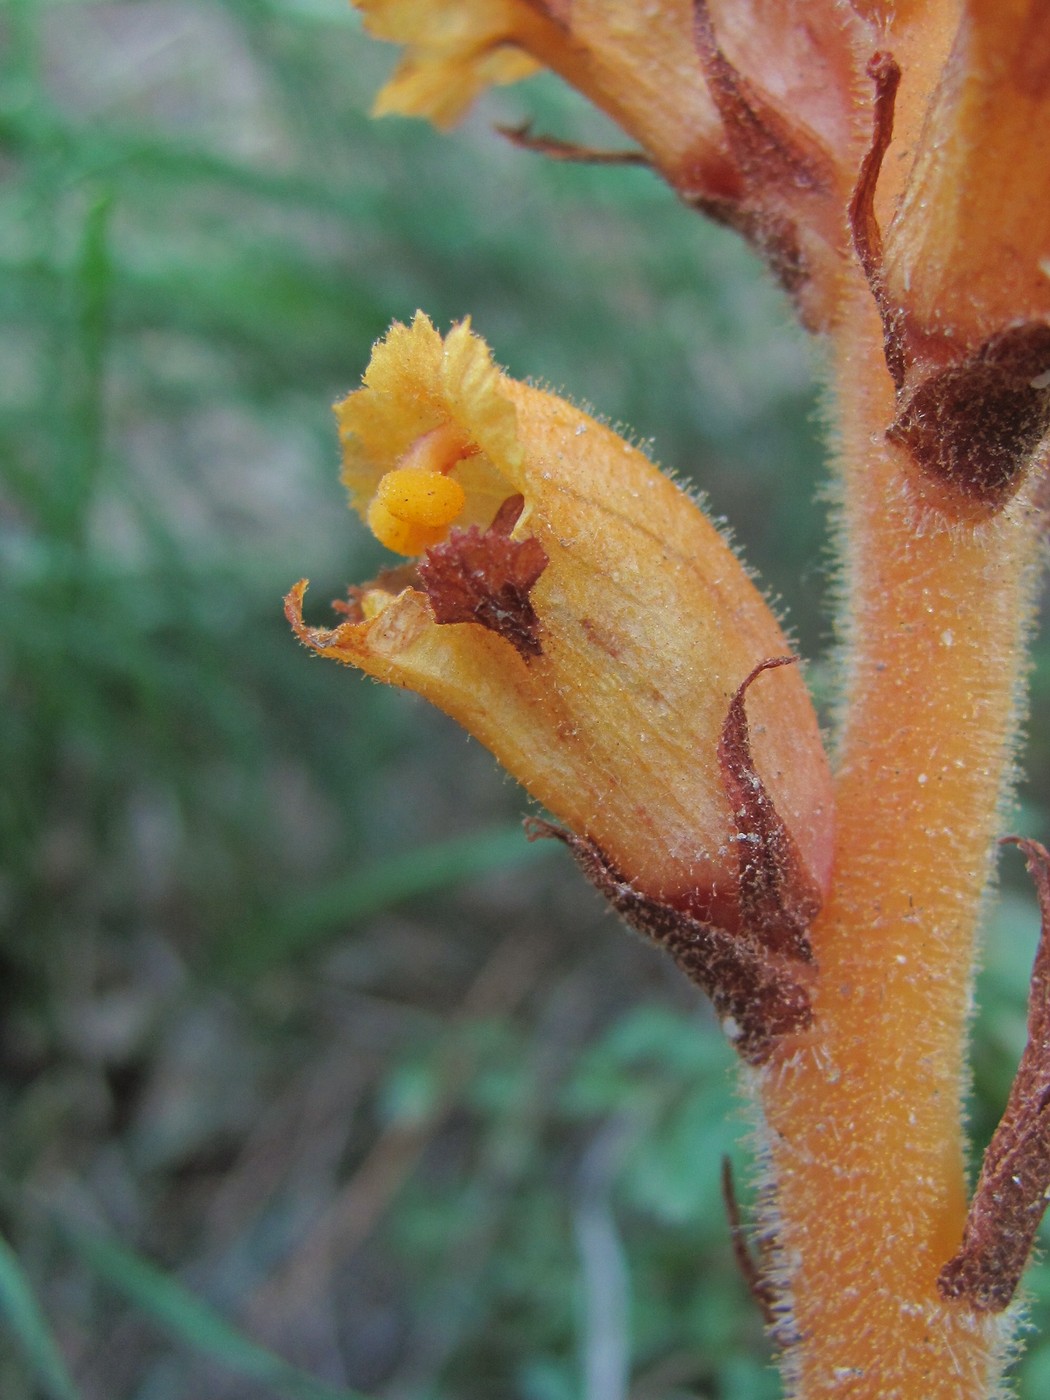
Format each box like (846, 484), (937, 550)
(59, 1224), (369, 1400)
(221, 823), (559, 977)
(0, 1235), (80, 1400)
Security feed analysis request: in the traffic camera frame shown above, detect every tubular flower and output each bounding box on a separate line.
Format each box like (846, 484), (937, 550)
(287, 314), (834, 1062)
(355, 0), (870, 328)
(849, 1), (1050, 516)
(880, 0), (1050, 345)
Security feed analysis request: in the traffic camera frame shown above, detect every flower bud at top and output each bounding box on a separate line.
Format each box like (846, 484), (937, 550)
(288, 314), (834, 955)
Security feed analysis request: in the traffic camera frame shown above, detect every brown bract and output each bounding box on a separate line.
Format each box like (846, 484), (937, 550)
(525, 818), (814, 1066)
(525, 657), (822, 1063)
(939, 838), (1050, 1311)
(418, 494), (548, 660)
(717, 658), (822, 964)
(886, 325), (1050, 512)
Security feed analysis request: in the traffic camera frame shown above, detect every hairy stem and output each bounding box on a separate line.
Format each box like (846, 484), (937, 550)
(759, 286), (1045, 1398)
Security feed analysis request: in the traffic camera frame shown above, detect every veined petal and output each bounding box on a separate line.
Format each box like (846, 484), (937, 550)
(883, 0), (1050, 341)
(289, 314), (834, 934)
(847, 0), (964, 223)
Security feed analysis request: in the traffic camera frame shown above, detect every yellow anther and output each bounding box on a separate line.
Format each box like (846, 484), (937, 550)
(375, 468), (466, 528)
(366, 497), (448, 556)
(364, 423), (475, 556)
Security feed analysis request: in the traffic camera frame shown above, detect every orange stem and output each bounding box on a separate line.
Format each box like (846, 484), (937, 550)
(760, 285), (1045, 1397)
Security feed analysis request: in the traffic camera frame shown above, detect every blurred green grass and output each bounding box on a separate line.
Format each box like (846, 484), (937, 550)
(2, 0), (1050, 1396)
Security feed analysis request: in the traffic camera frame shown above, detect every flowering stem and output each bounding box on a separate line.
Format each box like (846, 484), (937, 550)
(760, 286), (1045, 1396)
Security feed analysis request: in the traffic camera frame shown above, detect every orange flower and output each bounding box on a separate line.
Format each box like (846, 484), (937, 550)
(842, 3), (1050, 514)
(287, 314), (834, 1057)
(881, 0), (1050, 345)
(355, 0), (869, 326)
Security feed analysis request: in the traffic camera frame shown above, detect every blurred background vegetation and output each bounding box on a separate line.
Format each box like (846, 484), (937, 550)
(3, 1), (1050, 1396)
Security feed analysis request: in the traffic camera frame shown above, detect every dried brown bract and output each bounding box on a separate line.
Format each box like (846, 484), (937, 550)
(939, 837), (1050, 1311)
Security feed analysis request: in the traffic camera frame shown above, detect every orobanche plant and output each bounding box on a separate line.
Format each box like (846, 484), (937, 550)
(288, 3), (1050, 1396)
